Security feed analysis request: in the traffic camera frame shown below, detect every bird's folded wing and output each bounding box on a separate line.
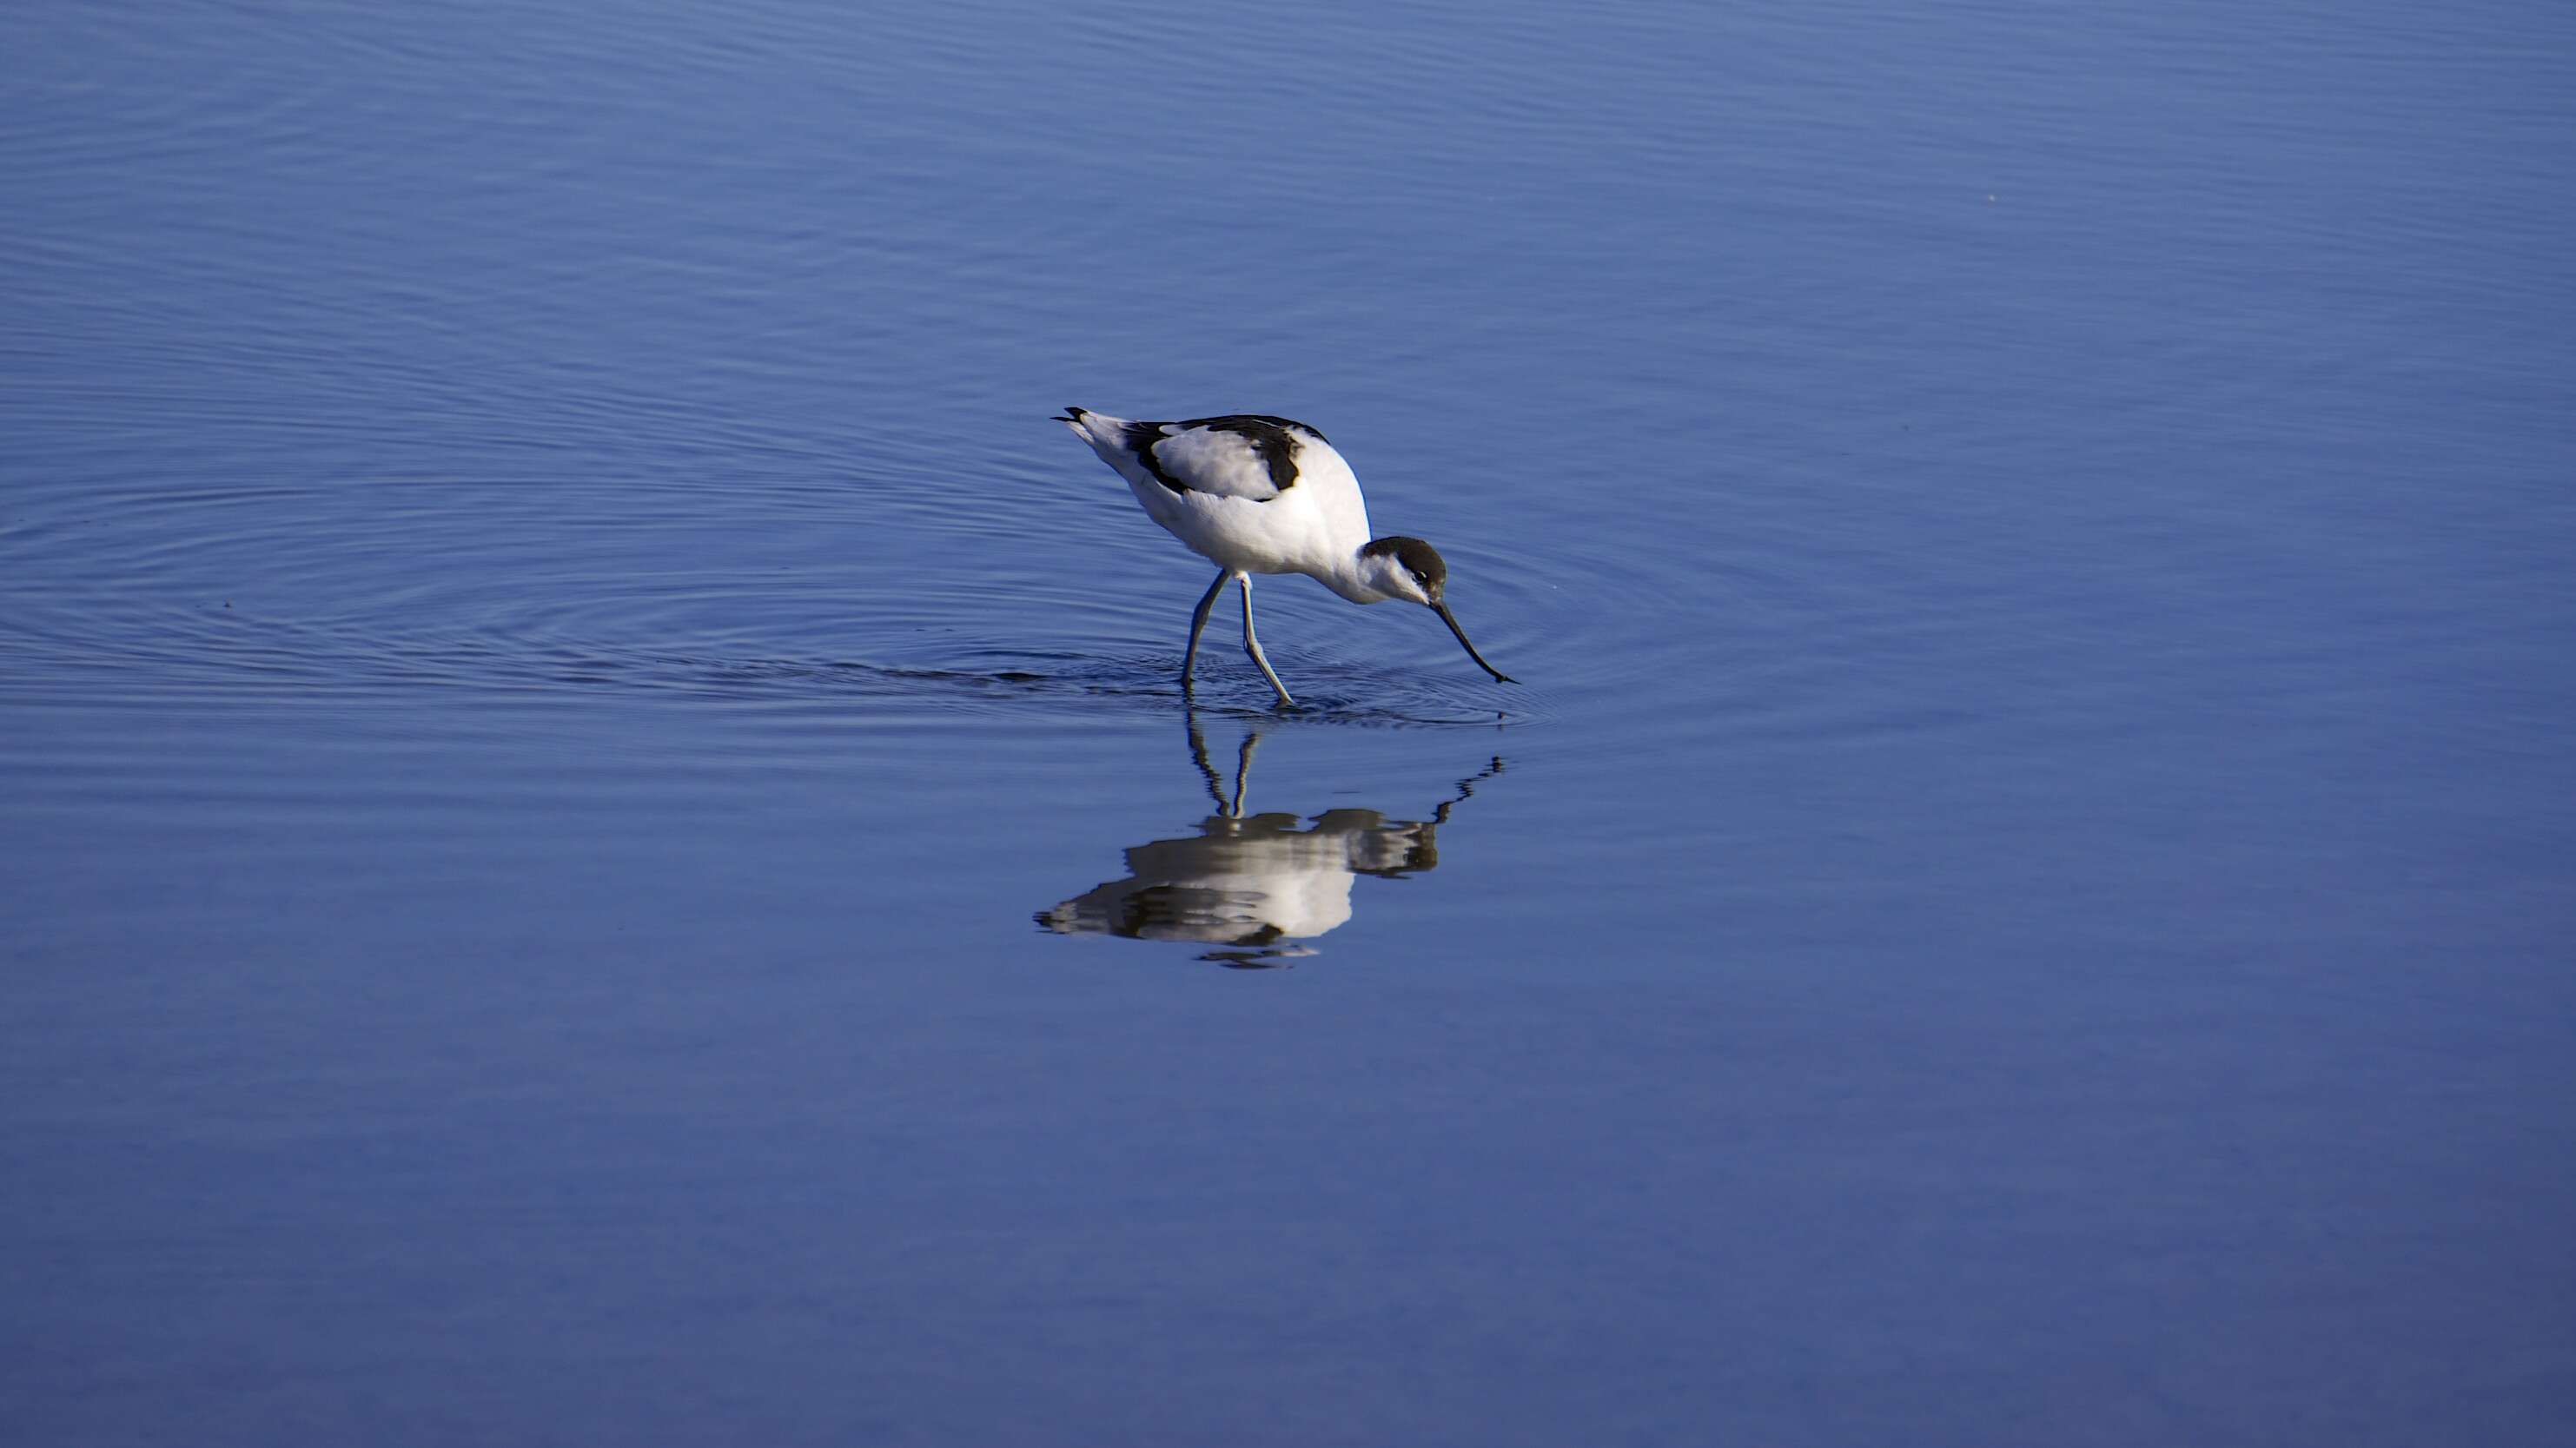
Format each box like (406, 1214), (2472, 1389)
(1139, 418), (1307, 501)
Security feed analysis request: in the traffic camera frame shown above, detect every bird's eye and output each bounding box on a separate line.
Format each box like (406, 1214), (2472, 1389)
(1408, 570), (1427, 583)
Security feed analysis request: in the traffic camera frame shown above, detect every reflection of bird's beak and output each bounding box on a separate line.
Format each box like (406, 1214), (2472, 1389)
(1434, 602), (1514, 684)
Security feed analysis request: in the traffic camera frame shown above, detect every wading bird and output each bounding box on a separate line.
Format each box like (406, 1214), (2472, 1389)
(1053, 407), (1513, 706)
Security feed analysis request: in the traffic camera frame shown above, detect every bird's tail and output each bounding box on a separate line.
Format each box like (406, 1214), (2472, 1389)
(1052, 405), (1131, 452)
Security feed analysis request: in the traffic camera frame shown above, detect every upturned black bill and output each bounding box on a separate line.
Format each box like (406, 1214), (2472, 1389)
(1434, 603), (1513, 684)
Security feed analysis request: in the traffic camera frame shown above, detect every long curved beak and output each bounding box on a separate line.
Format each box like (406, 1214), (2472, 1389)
(1434, 602), (1514, 684)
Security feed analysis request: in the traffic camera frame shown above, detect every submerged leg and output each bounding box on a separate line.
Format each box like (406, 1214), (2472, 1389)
(1238, 573), (1295, 707)
(1181, 568), (1228, 692)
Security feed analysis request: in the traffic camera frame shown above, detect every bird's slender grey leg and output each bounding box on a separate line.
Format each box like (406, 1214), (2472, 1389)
(1181, 568), (1229, 692)
(1238, 572), (1295, 707)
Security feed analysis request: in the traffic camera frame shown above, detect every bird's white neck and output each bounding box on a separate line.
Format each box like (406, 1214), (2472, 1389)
(1314, 553), (1387, 605)
(1312, 543), (1425, 607)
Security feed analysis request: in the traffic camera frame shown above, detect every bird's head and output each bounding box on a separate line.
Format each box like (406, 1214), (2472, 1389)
(1357, 535), (1449, 607)
(1357, 536), (1514, 684)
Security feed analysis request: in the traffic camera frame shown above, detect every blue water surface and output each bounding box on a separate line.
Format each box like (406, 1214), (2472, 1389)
(4, 1), (2573, 1443)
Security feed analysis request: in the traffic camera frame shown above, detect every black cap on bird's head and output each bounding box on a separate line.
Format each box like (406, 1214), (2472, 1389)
(1372, 536), (1448, 598)
(1360, 535), (1453, 601)
(1359, 535), (1513, 684)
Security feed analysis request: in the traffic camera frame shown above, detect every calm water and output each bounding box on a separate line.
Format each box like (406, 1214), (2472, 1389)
(6, 0), (2573, 1442)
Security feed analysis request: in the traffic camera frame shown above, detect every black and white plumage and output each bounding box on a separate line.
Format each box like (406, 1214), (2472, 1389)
(1054, 407), (1513, 706)
(1121, 413), (1317, 500)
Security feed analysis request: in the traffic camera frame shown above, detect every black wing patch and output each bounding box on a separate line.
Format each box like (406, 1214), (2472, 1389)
(1186, 414), (1328, 445)
(1124, 414), (1328, 499)
(1124, 420), (1188, 494)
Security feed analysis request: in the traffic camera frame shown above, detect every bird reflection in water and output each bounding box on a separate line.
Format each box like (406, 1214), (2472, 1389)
(1037, 714), (1506, 968)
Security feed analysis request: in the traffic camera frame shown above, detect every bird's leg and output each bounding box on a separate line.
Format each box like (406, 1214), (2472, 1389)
(1181, 568), (1228, 692)
(1237, 573), (1295, 707)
